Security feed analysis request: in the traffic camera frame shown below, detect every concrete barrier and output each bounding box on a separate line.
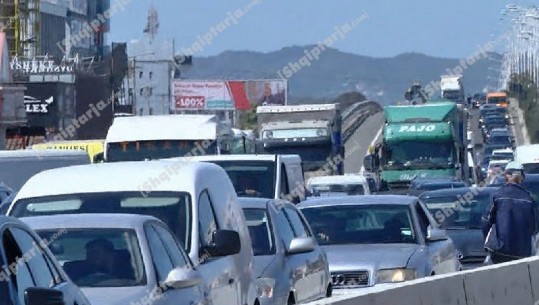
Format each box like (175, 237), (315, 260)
(306, 256), (539, 305)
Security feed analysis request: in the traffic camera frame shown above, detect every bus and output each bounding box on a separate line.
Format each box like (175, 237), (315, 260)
(486, 92), (508, 107)
(30, 140), (104, 163)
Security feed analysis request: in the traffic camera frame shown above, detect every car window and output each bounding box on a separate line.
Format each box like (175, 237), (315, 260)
(281, 164), (290, 196)
(9, 227), (56, 289)
(152, 223), (191, 269)
(2, 228), (36, 305)
(273, 209), (296, 248)
(284, 207), (311, 237)
(198, 190), (218, 249)
(145, 225), (174, 282)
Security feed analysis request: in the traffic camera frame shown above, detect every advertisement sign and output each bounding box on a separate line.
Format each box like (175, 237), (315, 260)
(173, 81), (234, 110)
(10, 56), (76, 75)
(172, 79), (287, 111)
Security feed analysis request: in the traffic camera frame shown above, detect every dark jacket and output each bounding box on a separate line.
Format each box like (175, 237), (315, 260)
(482, 183), (539, 258)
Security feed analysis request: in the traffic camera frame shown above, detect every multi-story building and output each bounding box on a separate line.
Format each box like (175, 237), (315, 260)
(0, 0), (124, 146)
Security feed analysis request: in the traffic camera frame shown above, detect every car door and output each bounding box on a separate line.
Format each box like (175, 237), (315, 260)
(283, 206), (327, 303)
(0, 225), (89, 305)
(197, 190), (239, 305)
(145, 223), (206, 305)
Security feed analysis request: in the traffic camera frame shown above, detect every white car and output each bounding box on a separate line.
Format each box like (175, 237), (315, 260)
(307, 174), (371, 197)
(22, 214), (210, 305)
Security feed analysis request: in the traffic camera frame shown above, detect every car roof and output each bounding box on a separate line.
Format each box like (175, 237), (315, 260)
(20, 213), (160, 230)
(14, 160), (225, 199)
(237, 197), (292, 209)
(297, 195), (416, 208)
(419, 187), (498, 198)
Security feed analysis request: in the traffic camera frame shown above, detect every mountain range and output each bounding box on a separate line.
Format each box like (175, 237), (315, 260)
(181, 46), (503, 105)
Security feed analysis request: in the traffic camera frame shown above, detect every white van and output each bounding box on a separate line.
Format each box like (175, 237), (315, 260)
(104, 114), (234, 162)
(166, 154), (306, 203)
(515, 144), (539, 174)
(306, 174), (371, 196)
(7, 161), (258, 305)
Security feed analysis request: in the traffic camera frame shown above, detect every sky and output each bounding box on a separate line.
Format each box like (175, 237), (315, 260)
(109, 0), (538, 59)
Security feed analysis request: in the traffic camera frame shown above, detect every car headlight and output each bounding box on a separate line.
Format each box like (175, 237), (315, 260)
(376, 269), (416, 283)
(256, 278), (275, 298)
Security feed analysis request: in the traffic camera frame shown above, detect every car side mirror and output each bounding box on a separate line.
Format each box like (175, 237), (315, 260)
(25, 287), (65, 305)
(203, 229), (241, 258)
(363, 155), (374, 172)
(286, 237), (316, 255)
(427, 226), (448, 242)
(164, 267), (202, 289)
(93, 152), (104, 163)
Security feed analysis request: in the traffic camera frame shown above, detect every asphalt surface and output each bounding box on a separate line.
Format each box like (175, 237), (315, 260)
(344, 112), (384, 173)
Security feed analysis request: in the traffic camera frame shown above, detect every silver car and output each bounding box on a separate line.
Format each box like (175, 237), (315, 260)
(239, 198), (331, 305)
(0, 216), (91, 305)
(298, 195), (461, 289)
(22, 213), (211, 305)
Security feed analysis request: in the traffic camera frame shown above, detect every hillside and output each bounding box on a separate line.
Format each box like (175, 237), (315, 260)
(181, 46), (502, 105)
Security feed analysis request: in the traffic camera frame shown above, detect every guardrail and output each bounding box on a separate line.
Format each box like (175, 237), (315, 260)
(342, 101), (383, 143)
(306, 256), (539, 305)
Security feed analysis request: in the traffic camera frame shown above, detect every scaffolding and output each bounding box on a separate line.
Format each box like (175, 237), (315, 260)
(0, 0), (40, 58)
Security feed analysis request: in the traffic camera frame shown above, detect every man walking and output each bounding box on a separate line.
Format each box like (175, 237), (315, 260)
(482, 161), (538, 264)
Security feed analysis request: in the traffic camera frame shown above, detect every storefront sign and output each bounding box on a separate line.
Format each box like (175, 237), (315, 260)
(10, 56), (77, 74)
(24, 96), (54, 113)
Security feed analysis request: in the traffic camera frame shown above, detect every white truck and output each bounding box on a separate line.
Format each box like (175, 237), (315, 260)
(440, 75), (465, 105)
(255, 104), (344, 177)
(104, 114), (235, 162)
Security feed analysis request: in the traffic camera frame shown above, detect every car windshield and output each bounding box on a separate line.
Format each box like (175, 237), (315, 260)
(487, 96), (507, 104)
(523, 163), (539, 174)
(11, 192), (192, 251)
(208, 160), (275, 198)
(420, 193), (492, 229)
(106, 140), (219, 162)
(488, 137), (511, 146)
(35, 228), (145, 288)
(300, 204), (416, 245)
(243, 208), (275, 256)
(383, 141), (453, 169)
(310, 183), (365, 195)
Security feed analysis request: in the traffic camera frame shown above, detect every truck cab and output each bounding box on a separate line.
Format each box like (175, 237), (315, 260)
(364, 101), (467, 191)
(256, 104), (344, 176)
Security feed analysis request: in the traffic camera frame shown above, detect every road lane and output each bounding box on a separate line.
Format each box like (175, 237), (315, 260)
(344, 112), (384, 173)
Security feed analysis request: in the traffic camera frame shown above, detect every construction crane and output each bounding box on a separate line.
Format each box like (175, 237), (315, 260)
(0, 0), (40, 58)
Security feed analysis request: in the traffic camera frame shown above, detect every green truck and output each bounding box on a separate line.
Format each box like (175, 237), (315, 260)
(364, 100), (468, 191)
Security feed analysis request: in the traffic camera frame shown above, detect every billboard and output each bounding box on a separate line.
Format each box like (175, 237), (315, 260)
(172, 79), (287, 111)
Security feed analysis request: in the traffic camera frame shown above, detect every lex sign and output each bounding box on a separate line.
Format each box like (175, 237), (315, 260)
(24, 96), (54, 114)
(398, 124), (436, 132)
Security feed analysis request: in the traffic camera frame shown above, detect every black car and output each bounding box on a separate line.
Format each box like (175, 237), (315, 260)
(407, 177), (467, 197)
(419, 187), (498, 269)
(522, 174), (539, 200)
(486, 135), (513, 147)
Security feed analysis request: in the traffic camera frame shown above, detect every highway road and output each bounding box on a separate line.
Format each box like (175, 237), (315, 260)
(343, 111), (384, 173)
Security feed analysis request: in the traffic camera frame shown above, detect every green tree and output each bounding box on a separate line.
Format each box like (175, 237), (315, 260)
(507, 74), (539, 143)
